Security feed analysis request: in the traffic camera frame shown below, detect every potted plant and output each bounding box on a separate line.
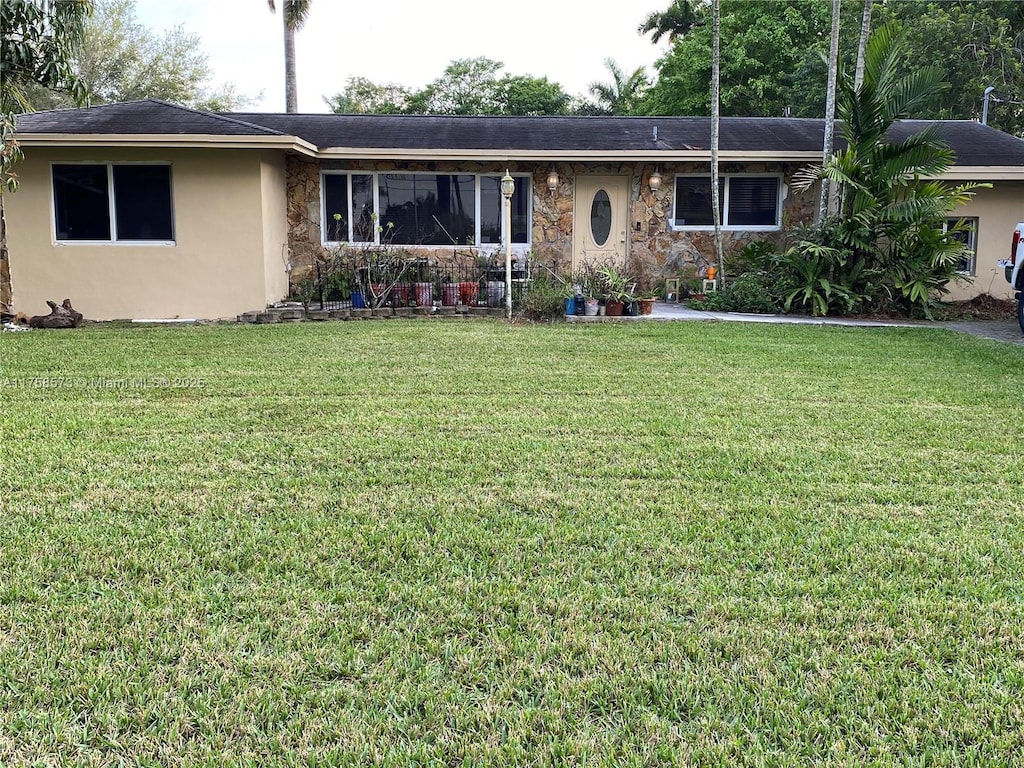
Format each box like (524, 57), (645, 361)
(573, 264), (600, 316)
(636, 280), (658, 315)
(596, 265), (633, 317)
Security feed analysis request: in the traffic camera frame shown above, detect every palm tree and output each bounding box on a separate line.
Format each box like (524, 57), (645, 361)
(587, 58), (649, 115)
(854, 0), (874, 91)
(799, 23), (984, 312)
(638, 0), (704, 44)
(710, 0), (723, 284)
(268, 0), (312, 113)
(818, 0), (841, 221)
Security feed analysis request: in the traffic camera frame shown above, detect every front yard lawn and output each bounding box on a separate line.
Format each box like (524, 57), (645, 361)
(1, 321), (1022, 766)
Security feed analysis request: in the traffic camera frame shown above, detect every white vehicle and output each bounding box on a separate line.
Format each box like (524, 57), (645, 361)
(999, 223), (1024, 333)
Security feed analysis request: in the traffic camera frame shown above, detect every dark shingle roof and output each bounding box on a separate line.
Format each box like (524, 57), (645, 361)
(226, 113), (828, 153)
(15, 99), (284, 137)
(887, 120), (1024, 167)
(15, 99), (1024, 167)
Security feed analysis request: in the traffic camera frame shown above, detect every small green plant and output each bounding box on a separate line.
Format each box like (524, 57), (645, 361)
(290, 274), (319, 312)
(517, 268), (567, 321)
(595, 264), (636, 302)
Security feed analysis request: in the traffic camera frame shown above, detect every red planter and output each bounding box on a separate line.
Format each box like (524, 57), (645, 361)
(605, 299), (624, 317)
(459, 281), (480, 306)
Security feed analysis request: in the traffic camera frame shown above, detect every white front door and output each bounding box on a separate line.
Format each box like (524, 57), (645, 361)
(573, 175), (630, 271)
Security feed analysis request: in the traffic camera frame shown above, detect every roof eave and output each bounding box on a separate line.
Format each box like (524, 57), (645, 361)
(17, 133), (318, 156)
(313, 148), (825, 162)
(932, 166), (1024, 181)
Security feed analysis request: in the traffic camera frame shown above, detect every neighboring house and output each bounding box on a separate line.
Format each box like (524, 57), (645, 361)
(8, 99), (1024, 320)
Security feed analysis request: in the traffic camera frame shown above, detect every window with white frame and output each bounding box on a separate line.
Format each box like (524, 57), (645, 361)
(673, 175), (781, 229)
(944, 217), (978, 275)
(52, 164), (173, 242)
(322, 172), (530, 246)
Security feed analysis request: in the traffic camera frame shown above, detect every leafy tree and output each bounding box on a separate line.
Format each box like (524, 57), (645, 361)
(407, 57), (505, 115)
(348, 59), (573, 116)
(874, 0), (1024, 135)
(268, 0), (311, 113)
(22, 0), (246, 112)
(1, 0), (91, 114)
(498, 75), (571, 116)
(587, 58), (650, 115)
(326, 76), (411, 114)
(793, 23), (986, 314)
(643, 0), (834, 116)
(2, 0), (93, 316)
(642, 0), (1024, 133)
(639, 0), (706, 43)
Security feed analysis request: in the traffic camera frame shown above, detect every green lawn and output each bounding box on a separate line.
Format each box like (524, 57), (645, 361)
(1, 320), (1022, 766)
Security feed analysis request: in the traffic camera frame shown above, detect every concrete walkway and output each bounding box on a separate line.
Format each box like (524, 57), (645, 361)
(569, 302), (1024, 346)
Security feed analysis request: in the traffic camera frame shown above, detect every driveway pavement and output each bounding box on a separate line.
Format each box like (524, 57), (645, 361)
(573, 303), (1024, 346)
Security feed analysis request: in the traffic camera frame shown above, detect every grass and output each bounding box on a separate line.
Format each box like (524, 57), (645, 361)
(1, 319), (1022, 766)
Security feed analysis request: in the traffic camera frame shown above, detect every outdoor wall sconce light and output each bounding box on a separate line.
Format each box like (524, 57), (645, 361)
(546, 167), (559, 194)
(649, 168), (663, 193)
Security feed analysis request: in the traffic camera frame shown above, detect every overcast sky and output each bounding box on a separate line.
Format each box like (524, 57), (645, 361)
(133, 0), (671, 113)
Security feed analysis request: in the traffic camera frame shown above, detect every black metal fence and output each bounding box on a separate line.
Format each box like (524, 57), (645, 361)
(313, 256), (531, 311)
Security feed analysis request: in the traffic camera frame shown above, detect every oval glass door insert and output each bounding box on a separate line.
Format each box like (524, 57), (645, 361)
(590, 190), (612, 246)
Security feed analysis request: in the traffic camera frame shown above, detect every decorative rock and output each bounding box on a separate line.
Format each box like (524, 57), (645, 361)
(329, 309), (350, 320)
(371, 308), (392, 318)
(238, 311), (259, 323)
(256, 312), (281, 324)
(307, 310), (330, 321)
(350, 308), (372, 319)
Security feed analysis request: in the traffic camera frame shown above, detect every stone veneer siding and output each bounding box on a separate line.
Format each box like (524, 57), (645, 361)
(284, 156), (817, 290)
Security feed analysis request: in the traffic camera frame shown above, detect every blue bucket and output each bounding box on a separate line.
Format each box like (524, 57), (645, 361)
(351, 291), (365, 309)
(564, 297), (576, 316)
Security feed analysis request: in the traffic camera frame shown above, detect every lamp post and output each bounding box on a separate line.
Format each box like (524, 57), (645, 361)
(982, 86), (995, 125)
(500, 169), (514, 320)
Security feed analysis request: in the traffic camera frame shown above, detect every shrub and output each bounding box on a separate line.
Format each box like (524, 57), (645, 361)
(518, 270), (567, 321)
(691, 273), (783, 314)
(724, 272), (784, 314)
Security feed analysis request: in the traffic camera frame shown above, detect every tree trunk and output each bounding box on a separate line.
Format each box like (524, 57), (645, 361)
(854, 0), (873, 92)
(0, 192), (11, 318)
(711, 0), (723, 285)
(284, 21), (298, 113)
(819, 0), (842, 221)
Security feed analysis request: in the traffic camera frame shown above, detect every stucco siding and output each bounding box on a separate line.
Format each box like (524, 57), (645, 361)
(945, 182), (1024, 301)
(7, 147), (273, 320)
(260, 152), (290, 306)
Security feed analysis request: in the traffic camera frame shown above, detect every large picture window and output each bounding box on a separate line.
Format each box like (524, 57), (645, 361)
(673, 175), (781, 229)
(53, 163), (173, 242)
(322, 172), (531, 247)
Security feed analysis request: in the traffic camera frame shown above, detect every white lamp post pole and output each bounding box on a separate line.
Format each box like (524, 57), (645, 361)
(501, 169), (515, 320)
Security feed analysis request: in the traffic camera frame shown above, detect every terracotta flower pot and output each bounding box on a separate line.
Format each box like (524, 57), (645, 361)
(605, 299), (624, 316)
